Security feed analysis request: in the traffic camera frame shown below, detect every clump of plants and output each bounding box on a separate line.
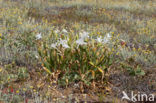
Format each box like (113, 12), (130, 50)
(38, 31), (114, 86)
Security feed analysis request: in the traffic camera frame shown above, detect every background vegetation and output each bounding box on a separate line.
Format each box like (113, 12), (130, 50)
(0, 0), (156, 102)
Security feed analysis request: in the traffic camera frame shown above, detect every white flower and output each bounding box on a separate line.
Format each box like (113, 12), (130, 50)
(106, 33), (111, 38)
(95, 33), (111, 44)
(62, 43), (70, 48)
(59, 39), (70, 48)
(62, 29), (68, 33)
(51, 43), (57, 48)
(36, 33), (42, 40)
(96, 36), (103, 42)
(54, 29), (59, 34)
(74, 83), (79, 87)
(51, 39), (70, 49)
(80, 31), (89, 39)
(103, 33), (111, 43)
(35, 55), (39, 59)
(76, 38), (87, 45)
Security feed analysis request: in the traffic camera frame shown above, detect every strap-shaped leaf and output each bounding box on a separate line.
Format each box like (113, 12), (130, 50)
(43, 67), (52, 75)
